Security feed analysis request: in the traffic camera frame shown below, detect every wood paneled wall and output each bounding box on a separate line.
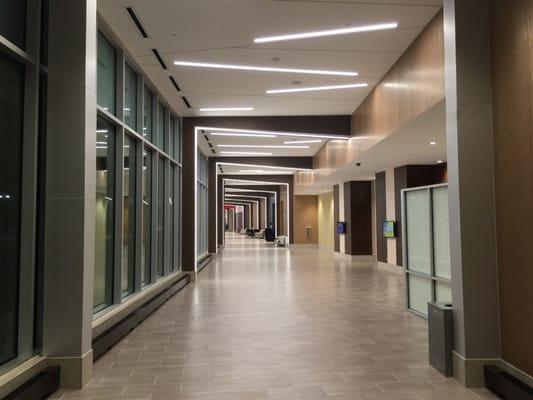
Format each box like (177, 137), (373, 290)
(344, 181), (373, 256)
(490, 0), (533, 377)
(293, 196), (318, 244)
(312, 11), (445, 173)
(375, 172), (387, 262)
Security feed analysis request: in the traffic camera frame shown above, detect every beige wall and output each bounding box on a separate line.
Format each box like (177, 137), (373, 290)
(293, 195), (318, 244)
(318, 192), (334, 250)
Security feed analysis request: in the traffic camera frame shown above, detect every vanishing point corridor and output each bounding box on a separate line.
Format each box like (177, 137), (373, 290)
(50, 235), (497, 400)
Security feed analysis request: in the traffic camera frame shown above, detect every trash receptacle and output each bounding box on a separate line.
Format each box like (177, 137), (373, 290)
(428, 302), (453, 377)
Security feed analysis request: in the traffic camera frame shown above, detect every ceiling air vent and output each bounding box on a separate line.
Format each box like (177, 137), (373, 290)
(169, 76), (181, 92)
(181, 96), (192, 109)
(211, 149), (216, 154)
(126, 7), (149, 38)
(152, 49), (167, 70)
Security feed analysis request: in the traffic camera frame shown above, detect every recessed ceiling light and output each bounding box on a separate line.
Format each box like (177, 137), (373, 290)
(217, 144), (309, 149)
(284, 140), (322, 144)
(211, 132), (277, 138)
(201, 126), (349, 140)
(174, 61), (358, 77)
(430, 141), (437, 145)
(199, 107), (254, 112)
(220, 151), (273, 155)
(437, 160), (444, 164)
(266, 83), (368, 94)
(254, 22), (398, 43)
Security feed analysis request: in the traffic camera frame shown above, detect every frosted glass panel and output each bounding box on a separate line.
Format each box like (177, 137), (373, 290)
(436, 281), (452, 304)
(408, 274), (432, 315)
(406, 189), (431, 274)
(433, 187), (451, 279)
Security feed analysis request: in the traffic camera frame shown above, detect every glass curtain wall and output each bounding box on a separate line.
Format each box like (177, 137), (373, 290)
(1, 0), (47, 372)
(95, 30), (182, 315)
(94, 119), (115, 311)
(197, 151), (209, 258)
(402, 184), (451, 317)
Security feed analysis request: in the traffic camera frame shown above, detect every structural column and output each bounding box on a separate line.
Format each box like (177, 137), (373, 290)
(444, 0), (500, 387)
(43, 0), (97, 388)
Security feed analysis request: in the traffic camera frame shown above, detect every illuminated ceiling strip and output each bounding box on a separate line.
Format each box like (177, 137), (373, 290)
(216, 162), (312, 171)
(254, 22), (398, 43)
(267, 83), (368, 94)
(174, 60), (358, 77)
(200, 126), (349, 140)
(217, 144), (309, 149)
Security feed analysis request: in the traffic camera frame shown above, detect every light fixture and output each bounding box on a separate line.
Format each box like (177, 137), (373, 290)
(211, 132), (277, 138)
(217, 144), (309, 149)
(174, 61), (358, 77)
(254, 22), (398, 43)
(267, 83), (368, 94)
(220, 151), (273, 155)
(199, 107), (254, 112)
(284, 139), (322, 144)
(437, 160), (444, 164)
(201, 126), (349, 140)
(430, 141), (436, 145)
(238, 169), (293, 174)
(96, 129), (108, 133)
(216, 162), (311, 171)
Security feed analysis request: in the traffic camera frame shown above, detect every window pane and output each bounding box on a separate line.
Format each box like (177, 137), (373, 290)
(143, 87), (152, 142)
(175, 119), (181, 163)
(0, 52), (24, 366)
(169, 166), (175, 270)
(157, 157), (165, 277)
(406, 189), (431, 274)
(142, 148), (152, 285)
(169, 117), (175, 158)
(122, 136), (136, 296)
(124, 65), (137, 130)
(408, 274), (432, 316)
(97, 32), (116, 115)
(0, 0), (26, 49)
(432, 186), (451, 279)
(94, 119), (115, 312)
(157, 103), (165, 149)
(436, 281), (452, 304)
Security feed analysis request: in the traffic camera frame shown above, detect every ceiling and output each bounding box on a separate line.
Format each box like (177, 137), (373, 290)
(296, 100), (446, 194)
(98, 0), (442, 117)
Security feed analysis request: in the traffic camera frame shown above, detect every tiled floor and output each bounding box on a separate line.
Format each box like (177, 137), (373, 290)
(50, 234), (499, 399)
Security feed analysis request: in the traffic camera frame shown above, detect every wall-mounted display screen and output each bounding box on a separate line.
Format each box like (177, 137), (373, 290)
(383, 221), (396, 238)
(336, 221), (346, 234)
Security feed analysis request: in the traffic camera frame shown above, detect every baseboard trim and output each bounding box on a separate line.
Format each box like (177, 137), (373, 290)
(452, 352), (499, 387)
(484, 365), (533, 400)
(197, 254), (213, 273)
(0, 357), (48, 399)
(92, 274), (190, 361)
(377, 261), (404, 275)
(2, 367), (60, 400)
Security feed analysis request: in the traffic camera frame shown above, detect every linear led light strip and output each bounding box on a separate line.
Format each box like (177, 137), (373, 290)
(217, 144), (309, 149)
(211, 132), (277, 138)
(254, 22), (398, 43)
(267, 83), (368, 94)
(200, 126), (350, 140)
(174, 61), (358, 77)
(216, 162), (311, 171)
(200, 107), (253, 112)
(220, 151), (273, 155)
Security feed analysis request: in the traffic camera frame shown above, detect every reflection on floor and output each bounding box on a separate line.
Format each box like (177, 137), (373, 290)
(50, 233), (498, 399)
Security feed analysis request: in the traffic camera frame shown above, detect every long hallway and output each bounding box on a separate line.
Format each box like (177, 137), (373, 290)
(50, 235), (497, 400)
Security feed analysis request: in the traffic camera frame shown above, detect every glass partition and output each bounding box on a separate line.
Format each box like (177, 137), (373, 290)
(122, 135), (136, 296)
(0, 51), (24, 366)
(94, 119), (115, 312)
(402, 184), (451, 317)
